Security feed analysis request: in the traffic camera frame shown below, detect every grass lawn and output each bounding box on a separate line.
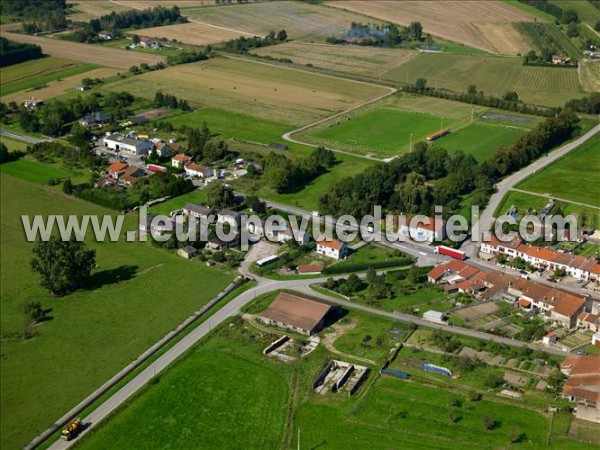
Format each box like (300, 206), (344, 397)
(0, 175), (234, 449)
(148, 188), (208, 216)
(431, 122), (528, 161)
(495, 190), (600, 227)
(79, 328), (292, 450)
(0, 57), (97, 97)
(163, 107), (294, 145)
(0, 158), (73, 184)
(0, 135), (29, 152)
(306, 107), (457, 157)
(516, 136), (600, 208)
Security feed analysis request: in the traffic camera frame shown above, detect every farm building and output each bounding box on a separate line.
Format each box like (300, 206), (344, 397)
(297, 264), (323, 275)
(107, 162), (129, 179)
(183, 203), (211, 220)
(316, 237), (349, 260)
(178, 246), (198, 259)
(103, 133), (153, 156)
(423, 310), (446, 325)
(426, 128), (450, 141)
(259, 292), (335, 336)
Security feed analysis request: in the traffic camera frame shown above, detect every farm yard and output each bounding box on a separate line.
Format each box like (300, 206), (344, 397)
(1, 32), (165, 69)
(325, 0), (541, 55)
(252, 42), (417, 79)
(184, 1), (385, 42)
(0, 176), (234, 450)
(134, 22), (248, 46)
(381, 53), (586, 107)
(516, 136), (600, 209)
(102, 57), (390, 126)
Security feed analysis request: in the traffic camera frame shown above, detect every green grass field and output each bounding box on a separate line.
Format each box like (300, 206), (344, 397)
(79, 330), (292, 450)
(307, 107), (457, 157)
(0, 135), (29, 152)
(431, 122), (529, 161)
(0, 175), (234, 449)
(0, 57), (97, 97)
(0, 158), (72, 184)
(516, 136), (600, 208)
(382, 53), (586, 107)
(148, 189), (208, 216)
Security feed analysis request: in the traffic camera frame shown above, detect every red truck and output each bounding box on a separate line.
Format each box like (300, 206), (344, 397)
(435, 245), (466, 261)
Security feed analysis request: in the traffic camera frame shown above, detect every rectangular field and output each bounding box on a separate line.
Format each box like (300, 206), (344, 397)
(516, 136), (600, 208)
(184, 1), (385, 41)
(2, 32), (165, 69)
(578, 61), (600, 93)
(135, 22), (247, 46)
(68, 0), (133, 22)
(430, 122), (528, 161)
(382, 52), (586, 107)
(0, 175), (234, 449)
(102, 57), (390, 125)
(306, 107), (457, 157)
(252, 42), (417, 78)
(326, 0), (541, 55)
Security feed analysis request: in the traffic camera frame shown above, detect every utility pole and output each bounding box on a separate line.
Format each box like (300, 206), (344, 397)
(409, 133), (413, 153)
(471, 106), (474, 124)
(297, 427), (300, 450)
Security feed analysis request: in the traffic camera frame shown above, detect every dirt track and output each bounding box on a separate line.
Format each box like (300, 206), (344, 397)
(1, 32), (165, 69)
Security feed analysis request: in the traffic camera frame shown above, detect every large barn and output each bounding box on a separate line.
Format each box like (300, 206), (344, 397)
(259, 292), (334, 336)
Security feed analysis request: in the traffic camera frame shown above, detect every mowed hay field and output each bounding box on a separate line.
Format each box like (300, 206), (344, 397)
(1, 67), (118, 103)
(136, 22), (249, 46)
(516, 135), (600, 208)
(0, 175), (234, 449)
(184, 1), (384, 41)
(103, 57), (390, 125)
(68, 0), (132, 22)
(253, 42), (417, 78)
(325, 0), (541, 55)
(578, 61), (600, 93)
(2, 32), (164, 69)
(382, 53), (585, 106)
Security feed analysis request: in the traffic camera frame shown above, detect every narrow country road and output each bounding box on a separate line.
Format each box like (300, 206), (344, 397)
(0, 129), (49, 144)
(462, 123), (600, 257)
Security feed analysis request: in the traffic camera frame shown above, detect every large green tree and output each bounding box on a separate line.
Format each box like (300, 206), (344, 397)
(30, 237), (96, 296)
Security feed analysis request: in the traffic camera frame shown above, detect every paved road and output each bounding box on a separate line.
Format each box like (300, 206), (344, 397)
(462, 123), (600, 257)
(510, 187), (600, 210)
(0, 129), (49, 144)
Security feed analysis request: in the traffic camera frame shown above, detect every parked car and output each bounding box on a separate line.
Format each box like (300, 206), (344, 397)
(576, 350), (588, 355)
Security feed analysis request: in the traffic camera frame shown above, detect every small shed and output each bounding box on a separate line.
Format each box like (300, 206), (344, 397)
(178, 246), (198, 259)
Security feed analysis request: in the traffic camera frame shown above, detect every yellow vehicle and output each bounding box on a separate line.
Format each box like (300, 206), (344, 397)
(61, 418), (82, 441)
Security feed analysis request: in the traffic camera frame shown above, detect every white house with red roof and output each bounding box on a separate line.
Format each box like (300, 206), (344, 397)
(184, 162), (213, 178)
(171, 153), (192, 169)
(316, 237), (349, 260)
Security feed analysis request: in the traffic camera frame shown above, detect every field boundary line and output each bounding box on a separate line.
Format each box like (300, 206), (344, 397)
(509, 188), (600, 210)
(219, 53), (397, 162)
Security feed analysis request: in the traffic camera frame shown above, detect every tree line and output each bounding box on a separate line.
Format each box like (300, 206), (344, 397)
(326, 21), (424, 47)
(6, 0), (68, 34)
(222, 29), (288, 54)
(0, 38), (43, 67)
(318, 110), (579, 218)
(518, 0), (579, 24)
(564, 93), (600, 114)
(153, 91), (191, 111)
(264, 146), (335, 193)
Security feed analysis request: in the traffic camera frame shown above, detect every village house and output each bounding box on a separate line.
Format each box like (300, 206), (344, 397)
(316, 238), (349, 260)
(480, 235), (523, 259)
(552, 55), (570, 65)
(98, 31), (112, 40)
(217, 209), (242, 228)
(177, 246), (198, 259)
(265, 222), (309, 246)
(23, 97), (43, 109)
(184, 162), (213, 179)
(560, 355), (600, 423)
(171, 154), (192, 169)
(78, 111), (110, 128)
(398, 215), (446, 243)
(151, 142), (181, 158)
(107, 161), (129, 179)
(578, 312), (600, 333)
(139, 37), (160, 49)
(207, 235), (240, 252)
(183, 203), (211, 220)
(103, 133), (153, 156)
(120, 166), (147, 187)
(259, 292), (335, 336)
